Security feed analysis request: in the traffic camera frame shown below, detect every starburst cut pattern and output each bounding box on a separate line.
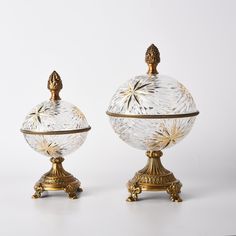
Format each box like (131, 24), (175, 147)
(36, 139), (63, 157)
(120, 80), (151, 109)
(72, 107), (85, 119)
(148, 121), (185, 150)
(28, 105), (50, 124)
(178, 84), (193, 102)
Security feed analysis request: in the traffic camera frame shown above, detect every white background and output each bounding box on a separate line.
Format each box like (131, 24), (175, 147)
(0, 0), (235, 235)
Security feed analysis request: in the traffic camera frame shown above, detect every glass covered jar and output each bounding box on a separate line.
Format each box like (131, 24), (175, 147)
(21, 71), (91, 199)
(107, 44), (199, 202)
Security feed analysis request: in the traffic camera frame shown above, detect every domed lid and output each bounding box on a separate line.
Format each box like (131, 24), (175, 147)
(21, 71), (91, 135)
(107, 44), (199, 118)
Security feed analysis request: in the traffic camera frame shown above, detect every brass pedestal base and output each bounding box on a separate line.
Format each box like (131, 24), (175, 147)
(32, 157), (82, 199)
(127, 150), (182, 202)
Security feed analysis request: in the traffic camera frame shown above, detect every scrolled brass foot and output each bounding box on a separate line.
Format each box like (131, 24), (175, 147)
(126, 182), (142, 202)
(64, 182), (81, 199)
(67, 192), (78, 199)
(77, 187), (83, 192)
(32, 183), (44, 199)
(166, 182), (182, 202)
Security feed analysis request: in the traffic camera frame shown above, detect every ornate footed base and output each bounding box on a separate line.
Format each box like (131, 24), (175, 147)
(32, 157), (82, 199)
(127, 151), (182, 202)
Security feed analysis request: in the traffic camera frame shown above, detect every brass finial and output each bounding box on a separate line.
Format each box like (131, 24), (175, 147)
(145, 44), (160, 76)
(48, 71), (63, 101)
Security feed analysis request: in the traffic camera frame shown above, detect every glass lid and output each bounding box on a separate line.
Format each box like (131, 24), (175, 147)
(21, 71), (91, 135)
(107, 44), (199, 118)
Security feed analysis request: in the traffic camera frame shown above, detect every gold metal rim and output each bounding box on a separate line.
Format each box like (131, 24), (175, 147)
(106, 111), (199, 119)
(21, 126), (91, 135)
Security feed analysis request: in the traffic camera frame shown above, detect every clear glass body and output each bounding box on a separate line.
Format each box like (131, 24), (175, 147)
(22, 100), (89, 157)
(109, 116), (195, 151)
(23, 133), (88, 158)
(108, 74), (198, 151)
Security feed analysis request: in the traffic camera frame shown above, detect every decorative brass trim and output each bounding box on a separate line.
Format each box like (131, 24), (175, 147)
(48, 71), (63, 101)
(145, 44), (160, 76)
(21, 126), (91, 135)
(127, 150), (182, 202)
(106, 111), (199, 119)
(32, 157), (82, 199)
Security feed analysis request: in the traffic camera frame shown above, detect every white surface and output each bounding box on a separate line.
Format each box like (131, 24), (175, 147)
(0, 0), (236, 235)
(1, 175), (236, 236)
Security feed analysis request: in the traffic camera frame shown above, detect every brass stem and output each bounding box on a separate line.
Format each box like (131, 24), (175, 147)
(51, 157), (64, 171)
(48, 157), (70, 176)
(139, 150), (170, 175)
